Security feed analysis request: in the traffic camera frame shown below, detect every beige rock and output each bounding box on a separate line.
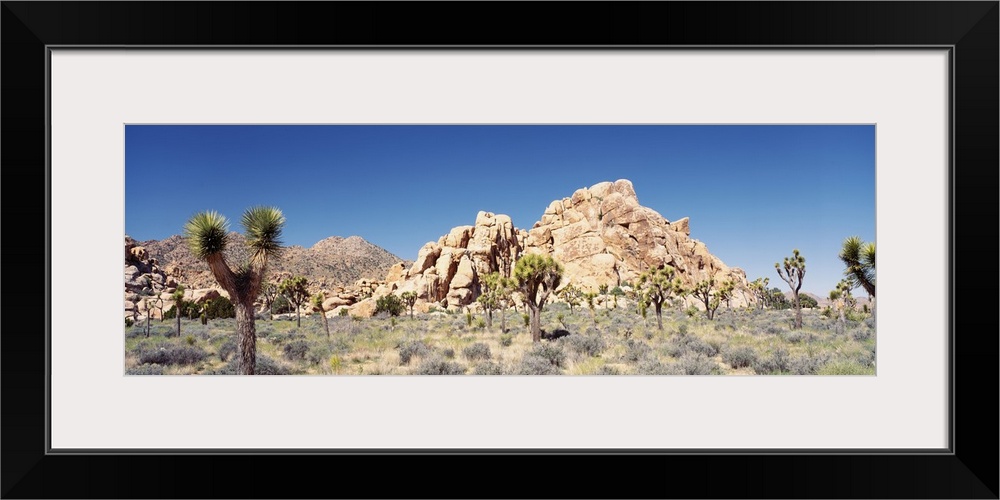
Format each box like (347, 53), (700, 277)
(450, 254), (477, 289)
(351, 298), (377, 317)
(384, 262), (407, 283)
(670, 217), (690, 236)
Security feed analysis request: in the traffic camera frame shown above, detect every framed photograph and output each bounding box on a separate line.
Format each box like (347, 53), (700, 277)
(3, 2), (996, 498)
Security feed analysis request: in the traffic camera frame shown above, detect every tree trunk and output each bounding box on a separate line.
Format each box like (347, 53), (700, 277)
(176, 306), (181, 337)
(792, 293), (802, 329)
(654, 301), (663, 330)
(321, 310), (330, 338)
(500, 307), (507, 333)
(235, 299), (257, 375)
(296, 306), (301, 328)
(486, 309), (493, 330)
(528, 304), (541, 343)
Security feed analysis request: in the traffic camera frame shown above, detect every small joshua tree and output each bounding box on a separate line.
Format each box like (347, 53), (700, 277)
(749, 277), (770, 310)
(513, 254), (563, 343)
(170, 285), (186, 338)
(185, 207), (285, 375)
(259, 281), (279, 320)
(609, 286), (625, 309)
(279, 276), (310, 328)
(400, 291), (418, 319)
(691, 278), (722, 320)
(478, 272), (515, 331)
(583, 291), (598, 325)
(558, 283), (582, 313)
(775, 249), (807, 329)
(311, 292), (330, 337)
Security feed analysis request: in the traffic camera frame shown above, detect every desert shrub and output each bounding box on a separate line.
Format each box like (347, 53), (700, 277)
(684, 306), (699, 318)
(462, 342), (492, 361)
(529, 343), (566, 368)
(283, 340), (311, 361)
(665, 334), (717, 358)
(634, 357), (672, 375)
(414, 357), (466, 375)
(443, 348), (455, 359)
(522, 313), (530, 327)
(752, 347), (790, 374)
(473, 361), (503, 375)
(125, 317), (134, 328)
(475, 317), (486, 329)
(465, 311), (473, 327)
(594, 365), (621, 375)
(398, 340), (432, 365)
(721, 345), (757, 369)
(561, 334), (605, 358)
(676, 323), (689, 336)
(203, 296), (236, 319)
(307, 345), (333, 365)
(849, 327), (872, 342)
(622, 339), (652, 363)
(271, 294), (293, 314)
(515, 355), (562, 375)
(212, 355), (291, 375)
(789, 351), (831, 375)
(817, 360), (874, 375)
(138, 345), (207, 366)
(672, 353), (718, 375)
(185, 334), (196, 346)
(375, 294), (405, 317)
(338, 308), (349, 317)
(764, 324), (784, 335)
(126, 364), (164, 375)
(218, 338), (237, 361)
(499, 334), (514, 347)
(782, 330), (812, 344)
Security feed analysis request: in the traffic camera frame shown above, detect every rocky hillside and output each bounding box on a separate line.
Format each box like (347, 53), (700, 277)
(376, 179), (751, 311)
(136, 233), (406, 290)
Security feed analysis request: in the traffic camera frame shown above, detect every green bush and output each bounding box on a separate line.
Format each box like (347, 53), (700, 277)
(375, 294), (405, 317)
(203, 296), (236, 319)
(499, 334), (514, 347)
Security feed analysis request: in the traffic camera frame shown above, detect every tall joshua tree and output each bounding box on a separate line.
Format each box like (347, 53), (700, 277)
(279, 276), (310, 328)
(775, 249), (806, 329)
(513, 254), (563, 343)
(839, 236), (875, 299)
(311, 292), (330, 337)
(638, 265), (681, 330)
(401, 291), (418, 319)
(184, 207), (285, 375)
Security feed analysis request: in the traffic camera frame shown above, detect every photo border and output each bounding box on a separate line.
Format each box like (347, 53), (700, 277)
(3, 2), (996, 498)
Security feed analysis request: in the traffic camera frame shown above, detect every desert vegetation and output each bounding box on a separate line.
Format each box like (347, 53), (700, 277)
(124, 295), (875, 376)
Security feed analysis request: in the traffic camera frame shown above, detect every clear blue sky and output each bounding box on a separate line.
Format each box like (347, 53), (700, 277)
(125, 125), (875, 296)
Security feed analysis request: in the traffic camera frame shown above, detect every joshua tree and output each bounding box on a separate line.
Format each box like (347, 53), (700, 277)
(775, 249), (807, 329)
(170, 285), (186, 338)
(839, 236), (875, 314)
(638, 265), (681, 330)
(718, 280), (735, 310)
(259, 281), (279, 320)
(279, 276), (310, 327)
(477, 272), (514, 331)
(691, 278), (722, 320)
(609, 286), (625, 309)
(184, 207), (285, 375)
(310, 292), (330, 337)
(400, 291), (418, 319)
(558, 282), (582, 313)
(749, 277), (770, 310)
(513, 254), (563, 343)
(583, 291), (598, 325)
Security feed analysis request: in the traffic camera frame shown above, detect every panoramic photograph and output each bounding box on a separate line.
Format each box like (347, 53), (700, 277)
(124, 125), (875, 376)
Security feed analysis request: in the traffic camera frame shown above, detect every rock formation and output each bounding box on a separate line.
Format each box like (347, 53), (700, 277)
(379, 179), (751, 311)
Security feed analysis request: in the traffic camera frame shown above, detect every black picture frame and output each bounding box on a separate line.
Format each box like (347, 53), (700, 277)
(2, 2), (996, 498)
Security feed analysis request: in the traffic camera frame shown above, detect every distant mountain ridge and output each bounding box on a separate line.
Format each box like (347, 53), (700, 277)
(136, 233), (407, 290)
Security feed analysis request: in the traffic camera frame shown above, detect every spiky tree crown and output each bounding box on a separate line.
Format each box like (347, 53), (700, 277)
(514, 254), (564, 302)
(242, 206), (285, 264)
(184, 211), (230, 259)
